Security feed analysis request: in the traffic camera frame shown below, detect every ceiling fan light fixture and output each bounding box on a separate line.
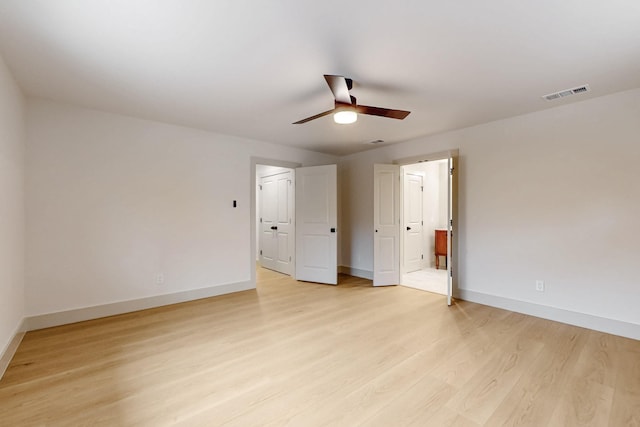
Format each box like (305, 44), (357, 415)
(333, 110), (358, 124)
(293, 75), (410, 125)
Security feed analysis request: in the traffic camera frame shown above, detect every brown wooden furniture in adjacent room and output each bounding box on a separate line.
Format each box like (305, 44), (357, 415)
(435, 229), (447, 269)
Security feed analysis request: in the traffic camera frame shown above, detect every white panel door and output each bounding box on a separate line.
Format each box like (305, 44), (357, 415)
(403, 172), (423, 273)
(447, 156), (457, 306)
(374, 164), (400, 286)
(259, 171), (294, 275)
(260, 175), (278, 271)
(295, 165), (337, 285)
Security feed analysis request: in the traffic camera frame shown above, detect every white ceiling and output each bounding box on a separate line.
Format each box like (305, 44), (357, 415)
(1, 1), (639, 156)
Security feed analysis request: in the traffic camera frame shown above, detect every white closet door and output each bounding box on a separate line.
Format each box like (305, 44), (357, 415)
(259, 171), (294, 275)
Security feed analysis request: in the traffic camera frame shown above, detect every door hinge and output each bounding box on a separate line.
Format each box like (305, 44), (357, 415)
(289, 256), (292, 262)
(260, 250), (262, 255)
(421, 254), (424, 259)
(421, 220), (423, 225)
(260, 217), (262, 223)
(450, 219), (453, 226)
(259, 184), (262, 190)
(450, 167), (454, 176)
(421, 186), (423, 191)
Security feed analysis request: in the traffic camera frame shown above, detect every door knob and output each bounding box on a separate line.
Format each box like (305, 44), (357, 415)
(330, 228), (336, 233)
(271, 226), (278, 230)
(406, 226), (412, 231)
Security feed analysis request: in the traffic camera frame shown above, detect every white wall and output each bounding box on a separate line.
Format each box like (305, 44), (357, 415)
(339, 88), (640, 335)
(25, 99), (335, 317)
(0, 53), (25, 356)
(14, 83), (640, 338)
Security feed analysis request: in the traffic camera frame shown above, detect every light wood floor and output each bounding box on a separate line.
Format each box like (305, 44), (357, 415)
(1, 269), (639, 426)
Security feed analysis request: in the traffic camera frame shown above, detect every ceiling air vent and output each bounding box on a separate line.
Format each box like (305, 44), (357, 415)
(542, 84), (590, 101)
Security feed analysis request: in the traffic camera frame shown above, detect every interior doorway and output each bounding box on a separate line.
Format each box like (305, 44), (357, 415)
(400, 159), (449, 295)
(373, 150), (457, 304)
(257, 165), (295, 276)
(253, 161), (339, 286)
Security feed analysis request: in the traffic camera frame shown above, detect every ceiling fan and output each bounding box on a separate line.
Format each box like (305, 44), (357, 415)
(293, 75), (411, 125)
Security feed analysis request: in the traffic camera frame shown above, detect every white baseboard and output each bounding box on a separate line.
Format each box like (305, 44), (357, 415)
(0, 281), (255, 381)
(0, 319), (27, 380)
(457, 289), (640, 341)
(339, 266), (373, 280)
(26, 280), (255, 331)
(4, 282), (636, 382)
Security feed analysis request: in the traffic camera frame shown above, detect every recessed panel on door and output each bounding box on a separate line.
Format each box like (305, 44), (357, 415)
(302, 235), (330, 269)
(378, 236), (397, 273)
(300, 174), (330, 223)
(277, 178), (289, 223)
(378, 173), (395, 225)
(277, 232), (289, 264)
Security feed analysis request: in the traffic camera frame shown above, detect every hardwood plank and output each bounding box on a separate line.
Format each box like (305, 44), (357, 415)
(546, 329), (619, 426)
(484, 322), (589, 426)
(444, 331), (544, 424)
(609, 346), (640, 426)
(361, 373), (458, 427)
(429, 310), (531, 387)
(266, 340), (457, 427)
(548, 377), (614, 427)
(0, 268), (638, 426)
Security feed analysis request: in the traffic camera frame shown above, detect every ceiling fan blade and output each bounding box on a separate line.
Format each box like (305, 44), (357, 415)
(324, 75), (352, 104)
(292, 108), (336, 124)
(356, 105), (411, 120)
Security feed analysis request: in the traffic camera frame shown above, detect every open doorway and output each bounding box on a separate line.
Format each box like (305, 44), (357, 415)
(400, 159), (449, 295)
(252, 160), (339, 286)
(373, 150), (457, 304)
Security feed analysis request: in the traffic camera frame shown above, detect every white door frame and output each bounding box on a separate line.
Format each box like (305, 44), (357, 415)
(393, 150), (459, 304)
(250, 158), (301, 286)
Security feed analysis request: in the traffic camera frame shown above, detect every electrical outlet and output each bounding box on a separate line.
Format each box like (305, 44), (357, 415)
(535, 280), (544, 292)
(156, 273), (164, 285)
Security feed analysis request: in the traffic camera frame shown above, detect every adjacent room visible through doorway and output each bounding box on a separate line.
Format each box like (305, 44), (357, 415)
(400, 159), (449, 295)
